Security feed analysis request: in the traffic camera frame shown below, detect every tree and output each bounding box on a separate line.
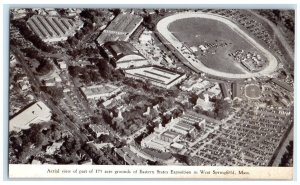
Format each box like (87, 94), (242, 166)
(188, 93), (198, 105)
(144, 15), (152, 24)
(80, 9), (94, 20)
(67, 36), (78, 46)
(90, 116), (102, 124)
(97, 59), (113, 79)
(68, 66), (80, 77)
(81, 72), (92, 84)
(214, 99), (231, 119)
(112, 9), (121, 16)
(36, 61), (53, 75)
(40, 86), (64, 100)
(90, 70), (100, 82)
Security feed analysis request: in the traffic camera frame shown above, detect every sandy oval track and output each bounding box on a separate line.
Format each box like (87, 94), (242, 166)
(156, 12), (278, 79)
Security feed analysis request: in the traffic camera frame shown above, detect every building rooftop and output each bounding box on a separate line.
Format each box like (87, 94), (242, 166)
(105, 41), (143, 61)
(10, 101), (52, 132)
(89, 124), (108, 134)
(124, 65), (186, 88)
(27, 15), (83, 42)
(115, 146), (146, 165)
(106, 13), (143, 33)
(81, 84), (121, 99)
(219, 82), (230, 98)
(162, 130), (179, 139)
(97, 13), (143, 45)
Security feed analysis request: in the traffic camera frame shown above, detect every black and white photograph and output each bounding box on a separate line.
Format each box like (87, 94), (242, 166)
(6, 6), (295, 179)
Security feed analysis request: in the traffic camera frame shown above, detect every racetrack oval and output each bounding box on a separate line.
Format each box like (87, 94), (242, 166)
(156, 12), (278, 79)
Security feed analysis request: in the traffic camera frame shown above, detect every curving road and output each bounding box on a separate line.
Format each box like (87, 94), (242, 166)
(156, 12), (279, 79)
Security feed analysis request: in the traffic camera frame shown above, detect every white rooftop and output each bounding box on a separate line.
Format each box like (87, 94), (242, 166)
(10, 101), (52, 132)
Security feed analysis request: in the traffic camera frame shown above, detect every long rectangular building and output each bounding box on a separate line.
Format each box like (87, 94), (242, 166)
(80, 84), (121, 100)
(27, 15), (83, 42)
(124, 65), (187, 89)
(232, 82), (242, 99)
(219, 82), (231, 99)
(97, 13), (143, 45)
(10, 101), (52, 132)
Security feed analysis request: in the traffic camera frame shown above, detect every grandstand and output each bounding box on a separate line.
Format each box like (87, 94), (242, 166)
(27, 15), (83, 42)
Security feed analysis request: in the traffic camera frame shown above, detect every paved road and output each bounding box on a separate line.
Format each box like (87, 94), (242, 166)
(156, 12), (279, 79)
(11, 47), (88, 142)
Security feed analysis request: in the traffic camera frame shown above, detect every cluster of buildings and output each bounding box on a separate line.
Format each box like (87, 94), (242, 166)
(16, 75), (31, 91)
(95, 12), (188, 90)
(10, 8), (28, 20)
(27, 15), (84, 42)
(38, 62), (63, 87)
(230, 50), (267, 72)
(141, 112), (206, 152)
(102, 40), (185, 90)
(180, 76), (221, 97)
(97, 12), (143, 45)
(9, 101), (52, 132)
(135, 30), (176, 68)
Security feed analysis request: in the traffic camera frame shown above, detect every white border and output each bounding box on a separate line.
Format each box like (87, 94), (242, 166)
(1, 1), (299, 185)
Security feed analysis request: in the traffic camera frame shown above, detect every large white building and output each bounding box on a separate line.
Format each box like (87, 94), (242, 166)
(9, 101), (52, 132)
(124, 65), (187, 89)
